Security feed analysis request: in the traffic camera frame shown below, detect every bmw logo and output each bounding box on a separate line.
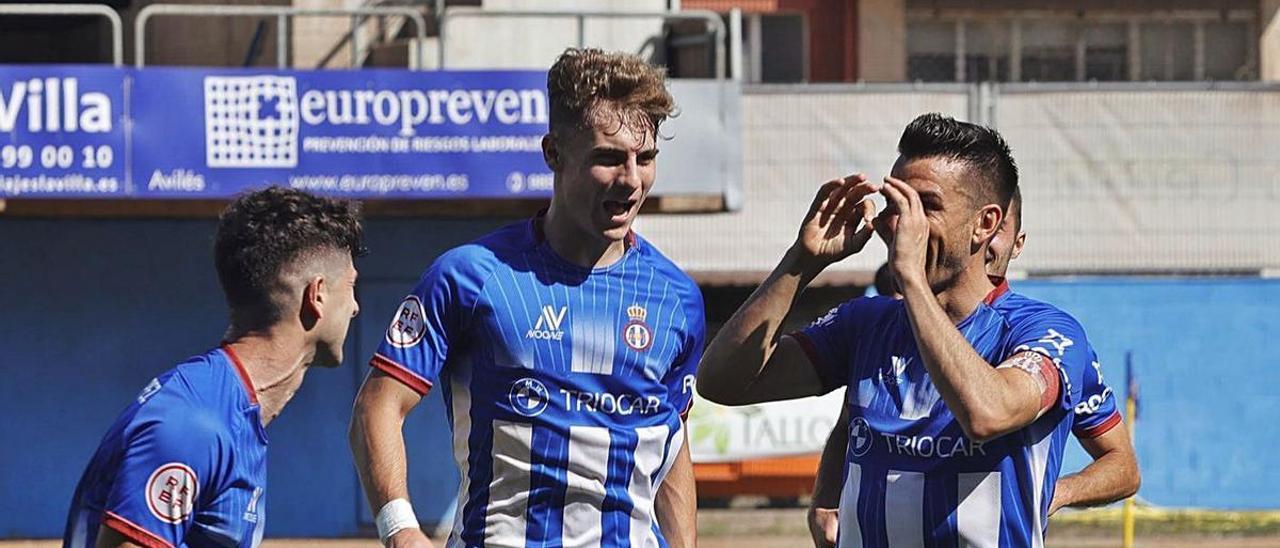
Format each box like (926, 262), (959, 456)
(850, 417), (874, 457)
(509, 377), (549, 418)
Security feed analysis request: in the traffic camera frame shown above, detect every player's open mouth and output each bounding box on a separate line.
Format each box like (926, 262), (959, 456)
(603, 199), (637, 217)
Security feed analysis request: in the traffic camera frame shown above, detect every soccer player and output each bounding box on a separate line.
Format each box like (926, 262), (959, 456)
(349, 48), (702, 548)
(805, 188), (1139, 547)
(63, 187), (364, 548)
(698, 113), (1119, 546)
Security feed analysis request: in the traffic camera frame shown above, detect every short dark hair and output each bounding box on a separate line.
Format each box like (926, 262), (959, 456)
(214, 186), (363, 329)
(1008, 185), (1023, 233)
(897, 113), (1019, 211)
(873, 262), (898, 297)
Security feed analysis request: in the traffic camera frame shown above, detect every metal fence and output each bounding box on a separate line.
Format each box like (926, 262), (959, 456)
(638, 82), (1280, 278)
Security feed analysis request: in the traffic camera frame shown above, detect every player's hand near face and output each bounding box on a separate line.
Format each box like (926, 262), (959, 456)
(795, 174), (880, 272)
(877, 176), (929, 289)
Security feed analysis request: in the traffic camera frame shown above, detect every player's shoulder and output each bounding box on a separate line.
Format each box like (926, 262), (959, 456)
(998, 291), (1090, 340)
(632, 232), (698, 294)
(810, 295), (900, 330)
(845, 294), (901, 320)
(429, 219), (534, 279)
(131, 357), (235, 444)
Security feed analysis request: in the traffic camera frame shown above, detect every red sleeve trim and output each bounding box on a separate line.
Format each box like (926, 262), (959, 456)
(679, 398), (693, 422)
(790, 331), (822, 367)
(1074, 410), (1123, 439)
(102, 511), (174, 548)
(787, 331), (841, 391)
(370, 353), (433, 396)
(1037, 355), (1062, 413)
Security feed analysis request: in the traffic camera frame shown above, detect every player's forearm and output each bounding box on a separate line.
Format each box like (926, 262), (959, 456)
(1053, 459), (1137, 510)
(899, 278), (1030, 441)
(655, 436), (698, 548)
(1052, 445), (1140, 511)
(349, 390), (414, 513)
(810, 420), (848, 510)
(698, 246), (820, 404)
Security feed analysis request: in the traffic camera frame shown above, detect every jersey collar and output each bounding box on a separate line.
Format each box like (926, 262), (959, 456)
(221, 344), (260, 406)
(531, 208), (638, 248)
(983, 276), (1011, 305)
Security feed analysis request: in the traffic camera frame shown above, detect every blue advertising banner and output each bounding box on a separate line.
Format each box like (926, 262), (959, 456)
(132, 67), (554, 198)
(1, 65), (556, 199)
(0, 65), (127, 198)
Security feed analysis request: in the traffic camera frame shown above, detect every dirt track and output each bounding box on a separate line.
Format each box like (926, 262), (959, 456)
(9, 508), (1279, 547)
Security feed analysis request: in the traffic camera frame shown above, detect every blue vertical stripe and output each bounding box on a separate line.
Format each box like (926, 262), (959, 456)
(523, 425), (568, 547)
(602, 429), (638, 544)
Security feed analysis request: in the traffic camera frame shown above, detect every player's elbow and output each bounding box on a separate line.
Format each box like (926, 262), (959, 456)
(695, 375), (738, 405)
(695, 361), (738, 404)
(1121, 459), (1142, 499)
(959, 411), (1020, 444)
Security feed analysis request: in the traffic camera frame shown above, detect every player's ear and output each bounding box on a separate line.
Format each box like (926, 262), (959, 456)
(974, 203), (1003, 247)
(542, 133), (560, 171)
(303, 275), (325, 323)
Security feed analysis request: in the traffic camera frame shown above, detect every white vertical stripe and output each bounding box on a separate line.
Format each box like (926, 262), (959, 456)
(1029, 432), (1054, 548)
(570, 309), (616, 375)
(445, 366), (474, 548)
(563, 426), (611, 548)
(485, 421), (533, 547)
(837, 463), (863, 548)
(654, 423), (684, 485)
(957, 472), (1002, 548)
(884, 470), (925, 548)
(628, 426), (670, 548)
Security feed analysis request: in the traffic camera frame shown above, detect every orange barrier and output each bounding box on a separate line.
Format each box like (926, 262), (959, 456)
(694, 454), (820, 498)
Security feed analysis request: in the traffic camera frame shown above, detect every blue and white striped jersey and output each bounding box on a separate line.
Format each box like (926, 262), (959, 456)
(371, 217), (705, 548)
(795, 281), (1117, 548)
(64, 346), (268, 548)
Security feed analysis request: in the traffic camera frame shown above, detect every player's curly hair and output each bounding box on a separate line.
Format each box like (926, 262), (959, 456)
(214, 186), (364, 330)
(547, 47), (676, 138)
(898, 113), (1019, 210)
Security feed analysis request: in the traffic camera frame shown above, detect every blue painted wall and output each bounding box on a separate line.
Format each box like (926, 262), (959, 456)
(1014, 278), (1280, 510)
(0, 217), (512, 538)
(1, 219), (1277, 538)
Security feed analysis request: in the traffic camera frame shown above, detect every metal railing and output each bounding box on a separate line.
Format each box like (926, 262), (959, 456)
(0, 4), (124, 67)
(315, 0), (442, 70)
(438, 8), (729, 79)
(135, 4), (428, 69)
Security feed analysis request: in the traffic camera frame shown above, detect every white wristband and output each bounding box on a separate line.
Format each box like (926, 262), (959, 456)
(376, 498), (420, 546)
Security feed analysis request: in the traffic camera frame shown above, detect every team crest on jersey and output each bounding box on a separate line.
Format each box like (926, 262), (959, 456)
(509, 377), (550, 417)
(622, 304), (653, 351)
(386, 295), (426, 348)
(146, 462), (198, 524)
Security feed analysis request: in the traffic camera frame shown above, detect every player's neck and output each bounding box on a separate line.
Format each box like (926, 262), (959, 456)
(541, 208), (627, 269)
(223, 332), (312, 427)
(932, 265), (998, 324)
